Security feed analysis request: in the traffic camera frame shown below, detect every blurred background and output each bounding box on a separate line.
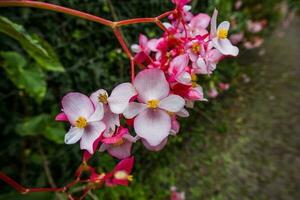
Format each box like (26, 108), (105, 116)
(0, 0), (300, 199)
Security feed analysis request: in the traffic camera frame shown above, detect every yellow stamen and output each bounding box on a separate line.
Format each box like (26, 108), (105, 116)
(98, 93), (108, 104)
(191, 74), (198, 88)
(113, 138), (124, 147)
(147, 99), (159, 109)
(167, 111), (174, 116)
(191, 43), (201, 54)
(114, 170), (132, 181)
(217, 28), (228, 39)
(75, 117), (87, 129)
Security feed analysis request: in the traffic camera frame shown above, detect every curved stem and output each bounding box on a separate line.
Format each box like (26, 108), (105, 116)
(0, 0), (113, 26)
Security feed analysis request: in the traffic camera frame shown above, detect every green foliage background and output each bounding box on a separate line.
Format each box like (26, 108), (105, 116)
(0, 0), (298, 199)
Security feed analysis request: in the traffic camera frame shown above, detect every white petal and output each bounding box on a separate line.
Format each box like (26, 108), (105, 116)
(210, 9), (218, 38)
(142, 138), (168, 152)
(108, 83), (137, 114)
(80, 121), (106, 154)
(134, 69), (170, 102)
(123, 102), (147, 119)
(159, 95), (185, 113)
(176, 71), (192, 85)
(88, 103), (104, 122)
(147, 39), (159, 52)
(176, 108), (189, 117)
(131, 44), (141, 53)
(62, 93), (94, 125)
(212, 38), (239, 56)
(217, 21), (230, 32)
(134, 109), (171, 146)
(64, 126), (84, 144)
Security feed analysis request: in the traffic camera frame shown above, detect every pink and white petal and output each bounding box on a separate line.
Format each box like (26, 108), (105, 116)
(90, 89), (108, 106)
(190, 13), (211, 29)
(134, 69), (170, 102)
(142, 138), (168, 152)
(159, 95), (185, 113)
(62, 93), (94, 125)
(217, 21), (230, 31)
(176, 108), (189, 117)
(139, 34), (148, 49)
(212, 38), (239, 56)
(88, 103), (104, 122)
(176, 71), (192, 85)
(80, 121), (106, 154)
(108, 83), (137, 114)
(170, 118), (180, 135)
(107, 140), (132, 159)
(134, 109), (171, 146)
(64, 126), (84, 144)
(169, 54), (189, 76)
(123, 134), (140, 143)
(193, 57), (208, 74)
(123, 102), (147, 119)
(208, 49), (223, 63)
(210, 9), (218, 38)
(147, 39), (159, 52)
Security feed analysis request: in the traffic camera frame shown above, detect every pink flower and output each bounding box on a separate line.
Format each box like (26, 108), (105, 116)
(124, 69), (185, 146)
(235, 0), (243, 10)
(210, 9), (239, 56)
(170, 186), (185, 200)
(168, 54), (192, 85)
(243, 37), (264, 49)
(229, 32), (244, 45)
(247, 20), (266, 33)
(105, 157), (135, 187)
(131, 34), (152, 64)
(99, 127), (137, 159)
(142, 138), (168, 152)
(61, 92), (106, 154)
(187, 13), (210, 37)
(219, 82), (230, 91)
(90, 83), (136, 137)
(208, 88), (218, 98)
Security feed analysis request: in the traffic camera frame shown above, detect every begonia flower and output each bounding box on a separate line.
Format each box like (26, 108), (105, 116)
(61, 92), (106, 154)
(124, 69), (185, 146)
(210, 9), (239, 56)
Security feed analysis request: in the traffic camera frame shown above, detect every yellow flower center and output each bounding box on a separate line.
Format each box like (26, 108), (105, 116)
(191, 74), (198, 88)
(191, 43), (201, 54)
(114, 170), (133, 181)
(147, 99), (159, 109)
(113, 138), (124, 147)
(218, 28), (228, 39)
(98, 93), (108, 104)
(75, 117), (87, 129)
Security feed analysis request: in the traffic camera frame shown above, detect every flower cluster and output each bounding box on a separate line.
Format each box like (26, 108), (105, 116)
(56, 0), (238, 187)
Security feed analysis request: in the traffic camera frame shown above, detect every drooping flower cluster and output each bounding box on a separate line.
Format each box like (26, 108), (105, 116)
(56, 0), (239, 187)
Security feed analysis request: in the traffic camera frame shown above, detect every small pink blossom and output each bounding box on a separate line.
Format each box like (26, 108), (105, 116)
(208, 88), (218, 98)
(219, 82), (230, 91)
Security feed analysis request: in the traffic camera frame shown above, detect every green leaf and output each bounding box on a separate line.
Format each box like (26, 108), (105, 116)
(16, 114), (49, 136)
(0, 16), (65, 72)
(16, 113), (66, 144)
(0, 51), (46, 101)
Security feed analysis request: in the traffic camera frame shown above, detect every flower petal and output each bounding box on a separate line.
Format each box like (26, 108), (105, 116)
(134, 69), (170, 102)
(176, 71), (192, 85)
(159, 95), (185, 113)
(80, 121), (106, 154)
(123, 102), (147, 119)
(88, 103), (104, 122)
(134, 109), (171, 146)
(65, 126), (84, 144)
(131, 44), (141, 53)
(176, 108), (189, 117)
(212, 38), (239, 56)
(108, 83), (137, 114)
(107, 139), (132, 159)
(55, 112), (69, 122)
(217, 21), (230, 31)
(142, 138), (168, 151)
(62, 92), (94, 125)
(210, 9), (218, 38)
(190, 13), (211, 29)
(169, 54), (189, 76)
